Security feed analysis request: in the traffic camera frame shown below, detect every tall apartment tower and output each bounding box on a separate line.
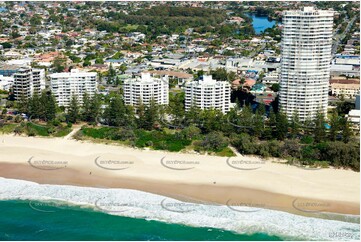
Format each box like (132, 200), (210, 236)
(279, 7), (334, 121)
(185, 75), (231, 114)
(13, 67), (45, 99)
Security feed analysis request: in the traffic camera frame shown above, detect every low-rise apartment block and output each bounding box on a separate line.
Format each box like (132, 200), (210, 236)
(13, 67), (45, 99)
(123, 73), (169, 106)
(49, 69), (97, 107)
(185, 75), (231, 113)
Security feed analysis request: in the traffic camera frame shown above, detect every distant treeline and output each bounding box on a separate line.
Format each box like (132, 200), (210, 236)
(97, 6), (254, 37)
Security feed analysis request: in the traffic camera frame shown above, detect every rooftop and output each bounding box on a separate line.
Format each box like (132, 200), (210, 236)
(146, 70), (192, 79)
(49, 69), (97, 78)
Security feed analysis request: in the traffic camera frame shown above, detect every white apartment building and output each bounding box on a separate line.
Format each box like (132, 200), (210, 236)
(330, 83), (360, 99)
(0, 75), (14, 91)
(49, 69), (97, 107)
(32, 69), (46, 95)
(123, 73), (169, 106)
(279, 7), (334, 121)
(263, 71), (280, 85)
(185, 75), (231, 113)
(347, 109), (360, 131)
(13, 68), (45, 99)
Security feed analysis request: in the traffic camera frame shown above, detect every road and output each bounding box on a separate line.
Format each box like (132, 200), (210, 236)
(249, 43), (266, 58)
(332, 16), (357, 56)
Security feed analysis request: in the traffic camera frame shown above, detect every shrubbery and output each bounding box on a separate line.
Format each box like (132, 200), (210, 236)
(196, 131), (229, 152)
(231, 133), (360, 171)
(81, 127), (192, 152)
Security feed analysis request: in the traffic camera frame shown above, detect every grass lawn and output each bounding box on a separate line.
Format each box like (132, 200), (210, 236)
(134, 130), (191, 152)
(0, 123), (18, 134)
(53, 127), (72, 137)
(26, 123), (49, 136)
(214, 147), (236, 157)
(82, 127), (117, 139)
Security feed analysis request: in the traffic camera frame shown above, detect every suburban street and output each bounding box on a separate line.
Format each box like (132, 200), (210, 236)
(332, 15), (357, 56)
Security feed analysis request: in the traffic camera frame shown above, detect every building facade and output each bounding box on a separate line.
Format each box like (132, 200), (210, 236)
(32, 69), (46, 95)
(49, 69), (97, 107)
(329, 79), (360, 99)
(13, 68), (45, 99)
(0, 75), (13, 91)
(185, 75), (231, 113)
(347, 109), (360, 131)
(145, 70), (193, 87)
(13, 68), (32, 99)
(279, 7), (334, 121)
(123, 72), (169, 106)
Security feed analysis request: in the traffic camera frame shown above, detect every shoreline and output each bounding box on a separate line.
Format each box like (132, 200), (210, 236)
(2, 177), (359, 242)
(0, 134), (359, 217)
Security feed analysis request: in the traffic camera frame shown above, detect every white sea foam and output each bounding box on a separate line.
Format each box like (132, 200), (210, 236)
(0, 177), (359, 241)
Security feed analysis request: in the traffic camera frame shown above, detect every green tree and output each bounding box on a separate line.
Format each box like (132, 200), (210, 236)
(199, 108), (224, 134)
(336, 101), (355, 116)
(329, 110), (340, 141)
(89, 94), (101, 124)
(107, 63), (116, 84)
(340, 117), (353, 143)
(290, 110), (300, 139)
(253, 104), (265, 138)
(65, 39), (73, 47)
(210, 68), (228, 81)
(144, 99), (159, 130)
(239, 104), (253, 133)
(119, 63), (127, 74)
(231, 132), (257, 154)
(271, 83), (280, 92)
(83, 60), (91, 67)
(199, 131), (229, 151)
(52, 56), (67, 72)
(313, 112), (326, 143)
(81, 92), (92, 122)
(180, 125), (201, 140)
(67, 95), (80, 123)
(184, 105), (202, 127)
(0, 42), (12, 49)
(30, 15), (42, 26)
(11, 30), (21, 39)
(95, 58), (104, 64)
(45, 93), (57, 121)
(16, 93), (29, 114)
(275, 112), (288, 140)
(29, 92), (41, 119)
(103, 94), (126, 127)
(1, 108), (7, 117)
(168, 92), (185, 128)
(115, 76), (121, 86)
(263, 108), (276, 139)
(281, 139), (301, 159)
(136, 99), (147, 129)
(303, 113), (314, 135)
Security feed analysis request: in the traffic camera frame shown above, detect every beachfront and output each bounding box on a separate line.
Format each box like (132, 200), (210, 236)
(0, 134), (359, 217)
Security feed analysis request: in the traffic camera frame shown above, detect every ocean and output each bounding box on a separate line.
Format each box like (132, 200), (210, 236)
(0, 178), (359, 241)
(0, 200), (280, 241)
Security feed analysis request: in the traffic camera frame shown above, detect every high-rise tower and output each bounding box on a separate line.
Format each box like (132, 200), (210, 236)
(279, 7), (334, 121)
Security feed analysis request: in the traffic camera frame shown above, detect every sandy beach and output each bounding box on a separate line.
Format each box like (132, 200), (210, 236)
(0, 134), (359, 217)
